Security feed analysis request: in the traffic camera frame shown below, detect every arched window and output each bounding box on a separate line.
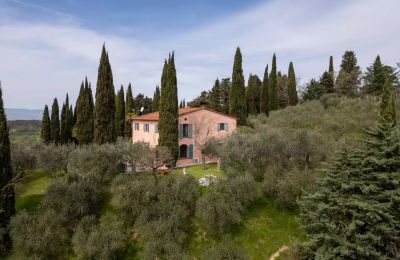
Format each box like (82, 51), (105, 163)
(179, 144), (188, 159)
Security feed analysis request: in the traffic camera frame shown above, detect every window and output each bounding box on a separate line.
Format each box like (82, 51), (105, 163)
(144, 124), (149, 132)
(179, 124), (192, 138)
(218, 123), (229, 131)
(179, 144), (193, 159)
(134, 123), (140, 131)
(155, 124), (158, 133)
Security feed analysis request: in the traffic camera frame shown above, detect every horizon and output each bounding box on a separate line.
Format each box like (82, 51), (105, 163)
(1, 0), (399, 109)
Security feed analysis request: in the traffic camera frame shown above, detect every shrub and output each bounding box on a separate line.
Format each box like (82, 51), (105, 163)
(10, 209), (69, 259)
(36, 144), (74, 173)
(72, 213), (127, 260)
(195, 175), (259, 237)
(10, 141), (37, 177)
(43, 172), (104, 228)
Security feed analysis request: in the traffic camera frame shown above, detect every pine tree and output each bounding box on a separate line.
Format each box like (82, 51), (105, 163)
(269, 54), (278, 111)
(40, 105), (51, 144)
(159, 53), (179, 159)
(209, 79), (222, 112)
(302, 79), (325, 101)
(380, 78), (396, 126)
(76, 79), (94, 144)
(260, 65), (269, 115)
(50, 98), (60, 144)
(115, 85), (125, 137)
(229, 47), (246, 125)
(94, 44), (116, 144)
(320, 71), (335, 94)
(152, 86), (160, 112)
(362, 55), (387, 96)
(299, 81), (400, 259)
(336, 51), (361, 97)
(0, 87), (15, 253)
(125, 83), (134, 138)
(220, 78), (231, 114)
(287, 62), (298, 106)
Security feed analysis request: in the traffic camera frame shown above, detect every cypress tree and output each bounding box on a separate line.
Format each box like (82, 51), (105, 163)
(152, 86), (160, 112)
(287, 62), (298, 106)
(60, 103), (67, 144)
(40, 105), (51, 144)
(329, 56), (334, 76)
(76, 79), (94, 144)
(269, 54), (278, 111)
(277, 72), (289, 109)
(209, 79), (222, 112)
(246, 74), (261, 115)
(60, 94), (72, 144)
(115, 85), (125, 137)
(94, 44), (116, 144)
(299, 85), (400, 259)
(260, 65), (269, 115)
(125, 83), (134, 137)
(0, 87), (15, 253)
(320, 71), (335, 94)
(220, 78), (231, 114)
(159, 53), (179, 159)
(229, 47), (246, 125)
(50, 98), (60, 144)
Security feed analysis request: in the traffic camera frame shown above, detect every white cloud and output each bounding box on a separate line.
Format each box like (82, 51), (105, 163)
(0, 0), (399, 108)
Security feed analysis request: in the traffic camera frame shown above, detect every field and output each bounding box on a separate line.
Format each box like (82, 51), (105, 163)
(14, 165), (304, 259)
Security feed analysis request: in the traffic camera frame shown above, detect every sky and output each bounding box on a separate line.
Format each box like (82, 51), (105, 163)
(0, 0), (399, 109)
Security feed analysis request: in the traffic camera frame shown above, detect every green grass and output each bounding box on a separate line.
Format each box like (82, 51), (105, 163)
(9, 130), (40, 143)
(14, 169), (50, 212)
(188, 199), (305, 259)
(170, 163), (226, 180)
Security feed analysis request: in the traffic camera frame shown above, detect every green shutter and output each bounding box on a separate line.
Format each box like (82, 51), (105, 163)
(188, 144), (193, 159)
(225, 123), (229, 131)
(188, 124), (193, 138)
(179, 124), (183, 139)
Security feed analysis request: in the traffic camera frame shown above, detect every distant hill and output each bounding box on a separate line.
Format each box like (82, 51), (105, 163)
(5, 108), (43, 120)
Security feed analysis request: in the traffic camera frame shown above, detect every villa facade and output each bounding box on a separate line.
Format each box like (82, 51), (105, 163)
(131, 107), (237, 166)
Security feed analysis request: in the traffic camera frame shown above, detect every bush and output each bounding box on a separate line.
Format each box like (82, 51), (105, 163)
(72, 213), (127, 260)
(10, 209), (69, 259)
(43, 172), (104, 228)
(36, 144), (74, 173)
(195, 175), (259, 237)
(10, 141), (37, 177)
(112, 174), (199, 259)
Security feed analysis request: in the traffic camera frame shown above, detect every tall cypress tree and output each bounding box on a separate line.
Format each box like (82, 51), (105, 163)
(209, 79), (222, 112)
(260, 65), (269, 115)
(246, 74), (261, 115)
(0, 87), (15, 253)
(76, 79), (94, 145)
(229, 47), (246, 125)
(220, 78), (231, 115)
(94, 44), (116, 144)
(287, 62), (298, 106)
(40, 105), (51, 144)
(50, 98), (60, 145)
(269, 54), (278, 111)
(152, 86), (160, 112)
(60, 102), (67, 144)
(115, 85), (125, 137)
(159, 53), (179, 159)
(60, 94), (72, 144)
(299, 81), (400, 259)
(125, 83), (134, 138)
(329, 56), (334, 76)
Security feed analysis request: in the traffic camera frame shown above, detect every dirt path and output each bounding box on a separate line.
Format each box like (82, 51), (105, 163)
(269, 245), (289, 260)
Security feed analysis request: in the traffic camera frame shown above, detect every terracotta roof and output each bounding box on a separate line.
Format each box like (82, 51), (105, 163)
(131, 107), (236, 121)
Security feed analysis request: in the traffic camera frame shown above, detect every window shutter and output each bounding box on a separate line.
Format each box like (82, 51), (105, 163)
(188, 124), (193, 138)
(179, 124), (183, 139)
(217, 123), (220, 131)
(225, 123), (229, 131)
(188, 144), (193, 159)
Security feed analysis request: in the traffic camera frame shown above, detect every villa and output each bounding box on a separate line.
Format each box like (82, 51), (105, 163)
(131, 107), (237, 166)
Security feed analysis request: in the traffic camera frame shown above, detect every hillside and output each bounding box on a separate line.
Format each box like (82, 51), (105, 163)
(5, 108), (43, 120)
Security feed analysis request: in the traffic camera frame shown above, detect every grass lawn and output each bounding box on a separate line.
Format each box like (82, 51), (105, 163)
(188, 199), (305, 259)
(170, 163), (226, 180)
(14, 169), (50, 212)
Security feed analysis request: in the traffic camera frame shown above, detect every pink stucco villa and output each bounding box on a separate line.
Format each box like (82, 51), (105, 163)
(131, 107), (237, 167)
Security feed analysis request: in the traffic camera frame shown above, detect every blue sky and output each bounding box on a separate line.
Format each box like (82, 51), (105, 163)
(1, 0), (399, 108)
